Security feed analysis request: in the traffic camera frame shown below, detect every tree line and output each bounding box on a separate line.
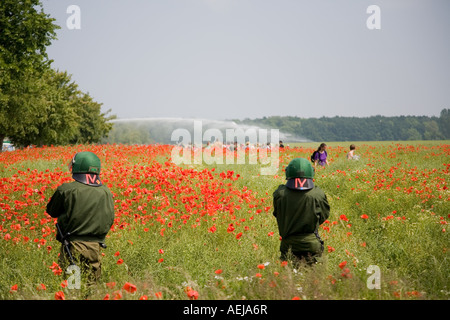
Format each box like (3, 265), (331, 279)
(0, 0), (114, 151)
(234, 109), (450, 142)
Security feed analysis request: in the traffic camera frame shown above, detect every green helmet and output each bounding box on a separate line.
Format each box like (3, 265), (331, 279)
(285, 158), (315, 190)
(71, 152), (102, 186)
(286, 158), (314, 179)
(72, 152), (101, 174)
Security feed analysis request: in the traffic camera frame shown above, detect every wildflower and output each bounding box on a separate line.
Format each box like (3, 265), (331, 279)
(117, 258), (124, 265)
(37, 283), (46, 291)
(341, 268), (352, 278)
(54, 291), (65, 300)
(257, 264), (265, 270)
(103, 293), (110, 300)
(215, 269), (223, 275)
(360, 214), (369, 219)
(123, 282), (137, 293)
(10, 284), (18, 293)
(292, 296), (301, 300)
(113, 290), (123, 300)
(49, 261), (62, 276)
(407, 291), (421, 297)
(114, 251), (120, 256)
(185, 287), (199, 300)
(139, 295), (148, 300)
(106, 282), (116, 289)
(155, 291), (163, 299)
(338, 261), (347, 269)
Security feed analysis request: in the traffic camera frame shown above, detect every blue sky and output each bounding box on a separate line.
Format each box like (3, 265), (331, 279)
(42, 0), (450, 120)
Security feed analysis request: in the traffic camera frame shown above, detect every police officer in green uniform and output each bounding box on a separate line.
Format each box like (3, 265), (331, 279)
(47, 151), (115, 285)
(273, 158), (330, 265)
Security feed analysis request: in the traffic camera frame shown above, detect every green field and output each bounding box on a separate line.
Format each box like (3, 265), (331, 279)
(0, 141), (448, 300)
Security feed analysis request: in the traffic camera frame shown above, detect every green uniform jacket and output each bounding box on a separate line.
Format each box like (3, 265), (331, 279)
(273, 184), (330, 254)
(47, 181), (115, 243)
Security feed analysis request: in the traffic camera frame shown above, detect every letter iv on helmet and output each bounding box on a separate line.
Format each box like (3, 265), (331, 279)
(285, 158), (315, 190)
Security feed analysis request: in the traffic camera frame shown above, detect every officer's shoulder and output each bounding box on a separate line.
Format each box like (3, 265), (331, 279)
(310, 185), (327, 197)
(273, 184), (287, 196)
(56, 181), (78, 191)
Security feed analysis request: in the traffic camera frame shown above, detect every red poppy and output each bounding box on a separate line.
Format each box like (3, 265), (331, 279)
(338, 261), (347, 269)
(113, 290), (123, 300)
(123, 282), (137, 293)
(37, 283), (46, 291)
(185, 287), (199, 300)
(54, 291), (65, 300)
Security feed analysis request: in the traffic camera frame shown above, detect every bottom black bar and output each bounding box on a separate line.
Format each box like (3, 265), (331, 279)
(1, 300), (443, 318)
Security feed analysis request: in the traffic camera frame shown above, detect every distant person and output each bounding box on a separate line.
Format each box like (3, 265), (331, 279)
(273, 158), (330, 265)
(312, 143), (329, 167)
(347, 144), (360, 160)
(46, 152), (115, 287)
(279, 140), (285, 148)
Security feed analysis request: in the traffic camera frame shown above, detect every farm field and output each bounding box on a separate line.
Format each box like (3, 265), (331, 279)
(0, 141), (448, 300)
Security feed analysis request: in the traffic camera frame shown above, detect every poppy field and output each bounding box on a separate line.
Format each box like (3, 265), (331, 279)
(0, 141), (448, 300)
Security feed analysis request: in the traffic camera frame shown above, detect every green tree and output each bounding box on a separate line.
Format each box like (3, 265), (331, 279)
(70, 92), (116, 144)
(423, 120), (444, 140)
(439, 108), (450, 139)
(11, 69), (82, 147)
(0, 0), (59, 149)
